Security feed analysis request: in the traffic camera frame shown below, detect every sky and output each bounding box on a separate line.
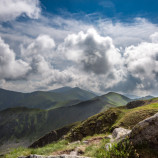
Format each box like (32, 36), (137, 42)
(0, 0), (158, 96)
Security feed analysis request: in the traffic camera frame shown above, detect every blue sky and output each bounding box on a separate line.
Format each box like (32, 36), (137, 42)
(41, 0), (158, 22)
(0, 0), (158, 96)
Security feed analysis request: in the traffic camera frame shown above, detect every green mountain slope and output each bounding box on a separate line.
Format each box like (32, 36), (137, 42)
(28, 98), (158, 149)
(104, 92), (131, 106)
(0, 92), (130, 150)
(0, 87), (96, 110)
(0, 107), (47, 144)
(66, 98), (158, 141)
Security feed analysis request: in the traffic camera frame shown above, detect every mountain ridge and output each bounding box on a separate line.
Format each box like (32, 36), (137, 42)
(0, 87), (97, 111)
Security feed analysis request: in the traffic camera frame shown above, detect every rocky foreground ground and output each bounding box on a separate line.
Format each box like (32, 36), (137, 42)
(19, 155), (90, 158)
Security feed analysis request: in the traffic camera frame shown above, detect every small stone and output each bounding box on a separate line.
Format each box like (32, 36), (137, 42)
(82, 141), (89, 144)
(68, 141), (80, 145)
(105, 143), (112, 151)
(70, 151), (78, 156)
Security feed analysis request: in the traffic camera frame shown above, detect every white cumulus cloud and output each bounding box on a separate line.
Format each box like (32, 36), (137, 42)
(124, 41), (158, 92)
(0, 37), (31, 80)
(0, 0), (41, 21)
(21, 35), (56, 58)
(61, 28), (122, 75)
(150, 32), (158, 43)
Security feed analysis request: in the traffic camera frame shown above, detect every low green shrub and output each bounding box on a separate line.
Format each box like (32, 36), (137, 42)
(95, 138), (139, 158)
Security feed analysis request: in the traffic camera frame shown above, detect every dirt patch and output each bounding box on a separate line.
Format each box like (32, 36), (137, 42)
(83, 136), (110, 145)
(52, 149), (74, 155)
(84, 136), (105, 145)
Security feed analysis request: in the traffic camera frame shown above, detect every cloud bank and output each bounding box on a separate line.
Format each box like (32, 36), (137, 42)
(0, 0), (41, 21)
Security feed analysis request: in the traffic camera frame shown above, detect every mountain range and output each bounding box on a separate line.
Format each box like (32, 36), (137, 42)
(0, 87), (131, 151)
(3, 93), (158, 158)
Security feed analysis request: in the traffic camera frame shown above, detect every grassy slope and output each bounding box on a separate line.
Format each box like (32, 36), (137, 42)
(104, 92), (131, 106)
(66, 98), (158, 141)
(4, 135), (109, 158)
(113, 102), (158, 129)
(0, 107), (48, 144)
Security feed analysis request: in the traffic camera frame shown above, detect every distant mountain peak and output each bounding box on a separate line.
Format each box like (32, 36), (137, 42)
(137, 95), (155, 100)
(106, 92), (118, 95)
(73, 87), (81, 90)
(105, 92), (128, 97)
(50, 86), (72, 93)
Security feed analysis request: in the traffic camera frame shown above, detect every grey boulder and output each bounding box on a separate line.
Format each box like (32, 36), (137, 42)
(112, 127), (131, 140)
(129, 112), (158, 147)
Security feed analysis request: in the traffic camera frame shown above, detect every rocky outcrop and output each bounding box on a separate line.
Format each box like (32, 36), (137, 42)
(105, 127), (131, 151)
(126, 100), (145, 109)
(18, 155), (90, 158)
(29, 124), (77, 148)
(112, 127), (131, 140)
(129, 112), (158, 147)
(66, 109), (122, 141)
